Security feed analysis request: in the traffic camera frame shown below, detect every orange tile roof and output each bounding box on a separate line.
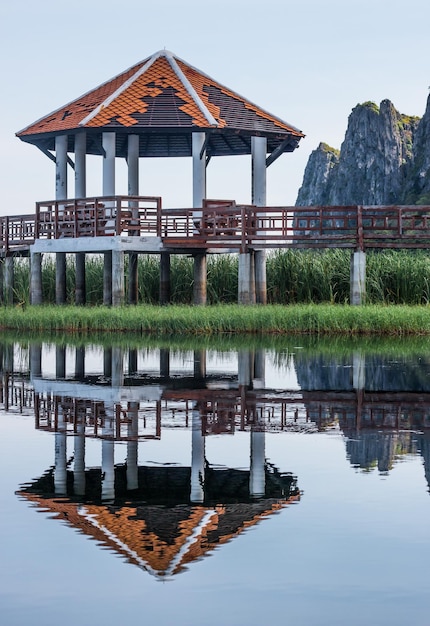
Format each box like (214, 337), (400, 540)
(17, 50), (304, 140)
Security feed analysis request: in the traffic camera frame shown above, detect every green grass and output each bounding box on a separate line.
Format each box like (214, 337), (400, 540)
(2, 303), (430, 336)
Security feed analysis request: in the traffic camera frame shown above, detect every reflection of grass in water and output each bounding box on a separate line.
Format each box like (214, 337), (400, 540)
(3, 318), (430, 359)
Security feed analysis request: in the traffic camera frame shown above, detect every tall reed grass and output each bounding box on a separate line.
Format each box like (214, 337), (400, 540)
(9, 250), (430, 306)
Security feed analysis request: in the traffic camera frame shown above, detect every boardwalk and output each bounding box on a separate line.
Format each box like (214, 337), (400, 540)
(2, 197), (430, 256)
(1, 196), (430, 305)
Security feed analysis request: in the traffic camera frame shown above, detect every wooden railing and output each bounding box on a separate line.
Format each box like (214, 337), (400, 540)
(2, 199), (430, 254)
(35, 195), (162, 239)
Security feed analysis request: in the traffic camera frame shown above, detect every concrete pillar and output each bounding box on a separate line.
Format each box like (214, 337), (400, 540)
(250, 430), (266, 499)
(112, 250), (124, 306)
(128, 252), (138, 304)
(102, 132), (116, 196)
(4, 256), (14, 305)
(54, 409), (67, 495)
(128, 134), (139, 196)
(56, 346), (66, 379)
(75, 253), (86, 305)
(55, 134), (68, 200)
(350, 251), (366, 305)
(56, 253), (67, 304)
(190, 407), (205, 503)
(74, 132), (86, 198)
(192, 132), (206, 209)
(193, 253), (207, 305)
(30, 252), (43, 305)
(160, 252), (171, 304)
(103, 251), (112, 305)
(252, 136), (267, 305)
(238, 251), (255, 304)
(127, 403), (139, 491)
(127, 135), (139, 303)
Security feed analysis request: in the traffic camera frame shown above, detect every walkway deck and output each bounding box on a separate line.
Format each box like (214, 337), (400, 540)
(2, 196), (430, 256)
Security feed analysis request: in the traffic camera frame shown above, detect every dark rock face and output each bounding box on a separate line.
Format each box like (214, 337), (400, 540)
(296, 97), (428, 206)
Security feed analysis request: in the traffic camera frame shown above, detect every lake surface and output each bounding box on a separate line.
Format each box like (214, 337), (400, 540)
(1, 336), (430, 626)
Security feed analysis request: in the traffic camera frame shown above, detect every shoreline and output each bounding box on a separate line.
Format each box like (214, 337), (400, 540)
(2, 303), (430, 336)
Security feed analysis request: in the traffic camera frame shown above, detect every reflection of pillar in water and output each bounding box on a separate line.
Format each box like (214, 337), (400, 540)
(127, 403), (139, 491)
(73, 419), (86, 496)
(75, 346), (85, 380)
(194, 350), (206, 380)
(238, 350), (252, 387)
(102, 404), (115, 502)
(54, 407), (67, 495)
(250, 429), (265, 499)
(352, 352), (365, 390)
(128, 349), (138, 376)
(56, 346), (66, 379)
(190, 407), (205, 503)
(103, 348), (112, 379)
(160, 349), (170, 378)
(111, 347), (124, 387)
(253, 349), (266, 389)
(29, 344), (42, 378)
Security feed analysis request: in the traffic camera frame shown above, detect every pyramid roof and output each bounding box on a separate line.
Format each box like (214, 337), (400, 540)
(16, 50), (304, 158)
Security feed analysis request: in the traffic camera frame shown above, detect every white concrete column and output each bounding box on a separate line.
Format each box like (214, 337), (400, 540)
(238, 350), (252, 387)
(4, 256), (14, 306)
(54, 408), (67, 495)
(190, 407), (205, 503)
(252, 136), (267, 206)
(250, 430), (266, 499)
(30, 252), (43, 305)
(252, 136), (267, 305)
(350, 251), (366, 305)
(112, 250), (125, 306)
(103, 132), (116, 196)
(55, 134), (68, 200)
(238, 251), (256, 304)
(192, 132), (206, 209)
(111, 347), (124, 387)
(74, 132), (86, 198)
(128, 134), (139, 195)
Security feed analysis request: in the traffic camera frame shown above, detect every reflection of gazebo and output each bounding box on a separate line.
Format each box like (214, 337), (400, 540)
(18, 464), (299, 579)
(16, 49), (304, 306)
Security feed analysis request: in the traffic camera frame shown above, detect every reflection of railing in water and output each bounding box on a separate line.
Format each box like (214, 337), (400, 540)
(28, 388), (430, 439)
(0, 373), (34, 414)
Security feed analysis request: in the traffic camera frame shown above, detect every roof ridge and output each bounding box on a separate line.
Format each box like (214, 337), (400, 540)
(78, 50), (166, 127)
(165, 51), (218, 127)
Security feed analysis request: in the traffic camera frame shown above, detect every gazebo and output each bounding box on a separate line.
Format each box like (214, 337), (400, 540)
(16, 49), (304, 305)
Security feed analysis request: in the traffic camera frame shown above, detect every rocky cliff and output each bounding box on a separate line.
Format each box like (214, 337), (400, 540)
(296, 95), (430, 206)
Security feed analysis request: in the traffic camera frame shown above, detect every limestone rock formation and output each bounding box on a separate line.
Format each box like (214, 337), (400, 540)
(296, 96), (429, 206)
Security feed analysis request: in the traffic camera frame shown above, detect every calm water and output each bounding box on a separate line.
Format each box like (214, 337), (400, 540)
(1, 337), (430, 626)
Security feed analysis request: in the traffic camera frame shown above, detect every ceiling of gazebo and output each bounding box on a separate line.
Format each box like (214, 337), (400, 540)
(16, 49), (304, 159)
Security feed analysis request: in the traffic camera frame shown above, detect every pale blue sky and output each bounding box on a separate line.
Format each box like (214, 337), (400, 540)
(1, 0), (429, 213)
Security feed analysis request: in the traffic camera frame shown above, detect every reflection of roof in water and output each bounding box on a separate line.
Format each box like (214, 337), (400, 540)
(17, 465), (299, 578)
